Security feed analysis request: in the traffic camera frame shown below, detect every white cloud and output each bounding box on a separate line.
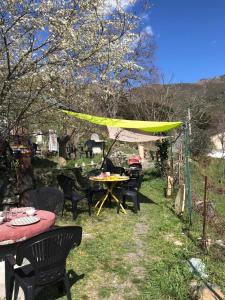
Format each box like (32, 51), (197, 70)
(107, 0), (134, 9)
(129, 25), (154, 50)
(142, 25), (154, 36)
(100, 0), (135, 14)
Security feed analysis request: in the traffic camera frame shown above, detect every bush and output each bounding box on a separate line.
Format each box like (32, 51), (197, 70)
(189, 127), (213, 157)
(155, 139), (170, 177)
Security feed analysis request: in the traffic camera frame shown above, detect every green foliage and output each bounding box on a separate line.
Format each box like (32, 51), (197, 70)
(155, 139), (170, 177)
(189, 127), (213, 157)
(31, 157), (57, 169)
(190, 158), (225, 236)
(66, 154), (102, 169)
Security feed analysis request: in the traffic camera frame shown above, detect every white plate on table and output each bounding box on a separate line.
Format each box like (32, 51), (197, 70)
(10, 216), (40, 226)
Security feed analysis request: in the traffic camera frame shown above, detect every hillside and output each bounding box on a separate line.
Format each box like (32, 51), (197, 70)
(138, 74), (225, 106)
(118, 74), (225, 135)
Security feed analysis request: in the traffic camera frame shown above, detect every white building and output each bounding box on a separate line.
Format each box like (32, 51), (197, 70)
(209, 132), (225, 158)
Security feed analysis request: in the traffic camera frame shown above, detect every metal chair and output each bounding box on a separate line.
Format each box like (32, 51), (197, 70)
(5, 226), (82, 300)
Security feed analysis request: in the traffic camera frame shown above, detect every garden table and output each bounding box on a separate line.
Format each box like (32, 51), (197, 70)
(0, 210), (56, 245)
(90, 175), (129, 215)
(0, 209), (56, 299)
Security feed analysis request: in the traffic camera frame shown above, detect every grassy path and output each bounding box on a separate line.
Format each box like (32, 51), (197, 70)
(38, 171), (215, 299)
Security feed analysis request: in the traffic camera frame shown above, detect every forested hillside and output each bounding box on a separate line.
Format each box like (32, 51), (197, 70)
(117, 75), (225, 156)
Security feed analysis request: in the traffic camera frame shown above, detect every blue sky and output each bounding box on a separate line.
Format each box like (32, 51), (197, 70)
(136, 0), (225, 83)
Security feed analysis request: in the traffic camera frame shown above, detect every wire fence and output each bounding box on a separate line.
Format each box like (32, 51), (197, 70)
(171, 125), (225, 251)
(191, 161), (225, 242)
(180, 147), (225, 250)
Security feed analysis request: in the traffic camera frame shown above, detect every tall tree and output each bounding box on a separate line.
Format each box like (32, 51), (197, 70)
(0, 0), (144, 137)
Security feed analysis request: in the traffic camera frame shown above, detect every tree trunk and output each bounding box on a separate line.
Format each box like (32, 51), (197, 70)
(57, 135), (70, 159)
(17, 155), (34, 206)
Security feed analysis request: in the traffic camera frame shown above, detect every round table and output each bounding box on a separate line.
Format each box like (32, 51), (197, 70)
(0, 210), (56, 298)
(90, 175), (129, 215)
(0, 210), (56, 245)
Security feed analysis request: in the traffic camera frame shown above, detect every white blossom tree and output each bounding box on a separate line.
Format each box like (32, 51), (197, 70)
(0, 0), (144, 138)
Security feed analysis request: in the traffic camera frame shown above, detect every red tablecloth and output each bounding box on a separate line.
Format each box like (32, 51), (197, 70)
(0, 210), (56, 245)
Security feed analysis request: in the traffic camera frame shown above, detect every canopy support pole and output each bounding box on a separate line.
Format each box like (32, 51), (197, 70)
(100, 129), (122, 170)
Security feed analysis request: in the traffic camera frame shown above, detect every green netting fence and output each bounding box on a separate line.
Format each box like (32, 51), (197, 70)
(179, 122), (225, 246)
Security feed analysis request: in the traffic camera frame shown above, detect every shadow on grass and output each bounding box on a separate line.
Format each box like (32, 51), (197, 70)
(62, 188), (158, 217)
(119, 192), (158, 213)
(36, 270), (85, 300)
(67, 269), (85, 288)
(112, 189), (157, 206)
(138, 191), (158, 205)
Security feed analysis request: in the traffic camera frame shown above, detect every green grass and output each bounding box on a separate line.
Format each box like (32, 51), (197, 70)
(37, 168), (225, 300)
(180, 157), (225, 293)
(190, 158), (225, 240)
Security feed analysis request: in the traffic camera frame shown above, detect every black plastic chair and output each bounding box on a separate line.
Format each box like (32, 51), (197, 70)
(72, 168), (105, 205)
(5, 226), (82, 300)
(26, 187), (64, 215)
(57, 174), (91, 220)
(121, 170), (143, 213)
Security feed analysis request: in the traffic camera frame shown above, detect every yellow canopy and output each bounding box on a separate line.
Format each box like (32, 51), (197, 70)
(62, 109), (182, 133)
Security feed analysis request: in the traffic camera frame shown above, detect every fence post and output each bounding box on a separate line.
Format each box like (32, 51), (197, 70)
(202, 176), (208, 250)
(184, 122), (192, 225)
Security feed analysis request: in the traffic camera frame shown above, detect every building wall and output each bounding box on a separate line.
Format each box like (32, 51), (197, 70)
(211, 133), (225, 150)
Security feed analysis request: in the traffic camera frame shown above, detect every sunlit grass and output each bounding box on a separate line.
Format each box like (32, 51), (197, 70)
(36, 167), (225, 300)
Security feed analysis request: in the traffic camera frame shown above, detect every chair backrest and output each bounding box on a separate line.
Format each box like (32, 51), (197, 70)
(16, 226), (82, 286)
(127, 171), (143, 190)
(136, 173), (144, 190)
(57, 174), (74, 198)
(27, 187), (64, 215)
(102, 158), (125, 175)
(71, 168), (90, 190)
(57, 174), (85, 202)
(103, 157), (115, 172)
(129, 168), (141, 179)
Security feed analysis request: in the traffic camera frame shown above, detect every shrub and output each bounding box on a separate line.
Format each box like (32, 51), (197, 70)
(189, 127), (213, 157)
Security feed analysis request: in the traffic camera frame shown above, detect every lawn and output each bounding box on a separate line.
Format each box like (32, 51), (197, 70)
(190, 158), (225, 242)
(37, 168), (225, 300)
